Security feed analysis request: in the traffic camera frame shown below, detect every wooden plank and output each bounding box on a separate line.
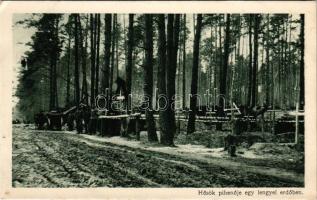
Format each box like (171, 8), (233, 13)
(62, 106), (77, 115)
(287, 111), (305, 116)
(98, 113), (141, 119)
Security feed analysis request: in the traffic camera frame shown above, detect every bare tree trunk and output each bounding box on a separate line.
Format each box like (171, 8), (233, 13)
(277, 25), (282, 108)
(251, 14), (260, 108)
(218, 14), (223, 96)
(287, 15), (292, 108)
(219, 14), (231, 109)
(79, 15), (88, 104)
(66, 24), (71, 106)
(126, 14), (134, 112)
(116, 16), (119, 78)
(214, 21), (218, 94)
(187, 14), (203, 134)
(123, 15), (127, 77)
(95, 14), (101, 97)
(49, 54), (54, 110)
(265, 14), (270, 106)
(157, 14), (171, 146)
(90, 14), (95, 106)
(54, 17), (60, 108)
(299, 14), (305, 110)
(247, 14), (253, 108)
(49, 16), (60, 110)
(166, 14), (180, 139)
(182, 14), (187, 109)
(165, 14), (175, 143)
(144, 14), (158, 142)
(74, 14), (80, 107)
(110, 14), (116, 100)
(103, 14), (112, 93)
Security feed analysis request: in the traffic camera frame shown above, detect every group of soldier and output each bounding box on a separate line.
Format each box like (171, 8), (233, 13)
(33, 95), (271, 157)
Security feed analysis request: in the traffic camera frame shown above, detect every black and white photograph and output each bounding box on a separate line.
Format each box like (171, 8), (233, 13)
(10, 12), (307, 188)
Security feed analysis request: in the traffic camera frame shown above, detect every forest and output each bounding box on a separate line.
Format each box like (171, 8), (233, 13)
(15, 13), (305, 147)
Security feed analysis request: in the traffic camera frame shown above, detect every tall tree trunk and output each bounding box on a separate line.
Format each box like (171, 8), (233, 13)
(208, 23), (213, 94)
(49, 55), (54, 110)
(126, 14), (134, 112)
(277, 25), (282, 108)
(103, 14), (112, 93)
(116, 16), (119, 78)
(166, 14), (180, 138)
(265, 14), (270, 106)
(172, 14), (180, 96)
(187, 14), (203, 134)
(219, 14), (231, 109)
(283, 17), (289, 108)
(95, 14), (101, 97)
(236, 16), (242, 104)
(66, 32), (71, 106)
(182, 14), (187, 109)
(287, 16), (292, 108)
(110, 14), (116, 100)
(251, 14), (260, 108)
(79, 15), (88, 104)
(74, 14), (80, 107)
(218, 14), (223, 96)
(247, 14), (253, 108)
(157, 14), (171, 146)
(54, 17), (60, 109)
(164, 14), (175, 143)
(299, 14), (305, 109)
(144, 14), (158, 142)
(214, 21), (218, 95)
(123, 15), (127, 76)
(280, 19), (286, 109)
(49, 16), (60, 110)
(90, 14), (95, 106)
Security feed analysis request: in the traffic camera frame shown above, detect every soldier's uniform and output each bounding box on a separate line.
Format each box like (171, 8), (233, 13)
(75, 109), (84, 134)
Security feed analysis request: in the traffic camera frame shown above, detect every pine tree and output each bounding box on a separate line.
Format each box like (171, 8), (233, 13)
(126, 14), (134, 112)
(299, 14), (304, 109)
(103, 14), (112, 93)
(90, 14), (95, 106)
(74, 14), (80, 106)
(144, 14), (158, 142)
(187, 14), (203, 134)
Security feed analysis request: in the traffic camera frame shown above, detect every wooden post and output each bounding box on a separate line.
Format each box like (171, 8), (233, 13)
(295, 102), (299, 144)
(136, 116), (140, 141)
(231, 101), (234, 135)
(272, 107), (275, 135)
(261, 113), (264, 133)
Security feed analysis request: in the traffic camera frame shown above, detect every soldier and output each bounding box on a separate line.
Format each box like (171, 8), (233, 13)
(82, 105), (91, 133)
(34, 111), (48, 130)
(66, 112), (75, 131)
(224, 134), (237, 157)
(89, 108), (98, 134)
(75, 108), (84, 134)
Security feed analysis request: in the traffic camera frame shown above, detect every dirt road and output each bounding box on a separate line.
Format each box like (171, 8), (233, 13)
(12, 124), (303, 187)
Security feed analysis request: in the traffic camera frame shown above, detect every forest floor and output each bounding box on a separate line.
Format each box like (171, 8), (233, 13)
(12, 124), (304, 188)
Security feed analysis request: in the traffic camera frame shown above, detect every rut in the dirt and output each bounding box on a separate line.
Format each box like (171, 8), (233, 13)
(12, 126), (303, 187)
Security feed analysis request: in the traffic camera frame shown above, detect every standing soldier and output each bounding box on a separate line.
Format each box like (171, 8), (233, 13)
(82, 105), (91, 133)
(66, 112), (75, 131)
(75, 107), (84, 134)
(89, 108), (98, 134)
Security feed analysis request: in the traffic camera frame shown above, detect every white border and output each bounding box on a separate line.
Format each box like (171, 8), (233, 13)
(0, 1), (316, 199)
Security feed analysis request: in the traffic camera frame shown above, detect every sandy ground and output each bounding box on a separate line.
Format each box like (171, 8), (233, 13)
(12, 124), (304, 187)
